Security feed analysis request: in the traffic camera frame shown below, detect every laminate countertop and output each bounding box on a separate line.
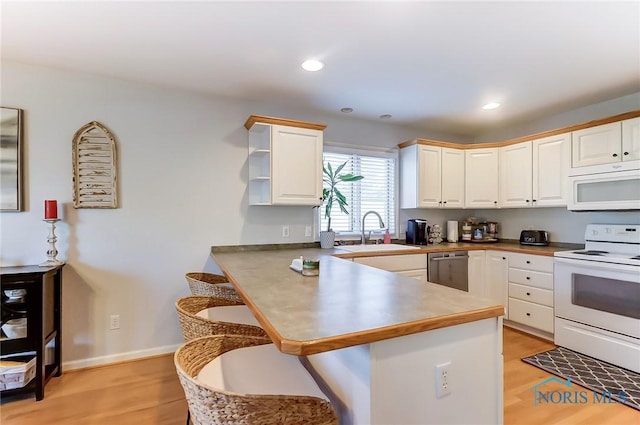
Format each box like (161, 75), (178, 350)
(212, 247), (504, 356)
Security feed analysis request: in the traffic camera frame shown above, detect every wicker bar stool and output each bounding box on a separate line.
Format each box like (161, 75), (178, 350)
(185, 272), (244, 304)
(175, 295), (267, 341)
(174, 334), (339, 425)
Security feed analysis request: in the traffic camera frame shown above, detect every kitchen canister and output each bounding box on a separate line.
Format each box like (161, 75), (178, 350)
(447, 221), (459, 242)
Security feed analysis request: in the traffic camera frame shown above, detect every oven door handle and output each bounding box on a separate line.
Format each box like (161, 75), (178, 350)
(554, 257), (640, 273)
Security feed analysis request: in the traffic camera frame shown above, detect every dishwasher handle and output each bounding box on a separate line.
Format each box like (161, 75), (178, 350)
(430, 256), (468, 261)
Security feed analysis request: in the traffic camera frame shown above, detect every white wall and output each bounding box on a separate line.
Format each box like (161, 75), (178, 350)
(0, 61), (464, 367)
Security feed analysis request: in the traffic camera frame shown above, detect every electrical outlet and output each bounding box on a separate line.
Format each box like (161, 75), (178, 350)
(435, 362), (451, 398)
(282, 225), (290, 238)
(305, 226), (312, 237)
(109, 314), (120, 330)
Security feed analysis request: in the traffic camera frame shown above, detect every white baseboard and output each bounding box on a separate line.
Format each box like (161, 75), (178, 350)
(62, 343), (182, 371)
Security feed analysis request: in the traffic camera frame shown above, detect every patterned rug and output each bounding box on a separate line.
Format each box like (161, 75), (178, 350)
(522, 346), (640, 411)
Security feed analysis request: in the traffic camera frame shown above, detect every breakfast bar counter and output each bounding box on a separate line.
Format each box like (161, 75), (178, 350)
(212, 246), (505, 425)
(212, 247), (503, 355)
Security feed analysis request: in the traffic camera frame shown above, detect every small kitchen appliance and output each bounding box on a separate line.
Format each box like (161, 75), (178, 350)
(446, 221), (459, 243)
(519, 230), (549, 246)
(554, 224), (640, 372)
(406, 219), (428, 245)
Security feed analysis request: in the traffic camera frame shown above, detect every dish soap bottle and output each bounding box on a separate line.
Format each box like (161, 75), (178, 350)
(383, 229), (391, 244)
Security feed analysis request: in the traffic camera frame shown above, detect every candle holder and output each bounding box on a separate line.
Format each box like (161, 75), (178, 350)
(39, 219), (64, 267)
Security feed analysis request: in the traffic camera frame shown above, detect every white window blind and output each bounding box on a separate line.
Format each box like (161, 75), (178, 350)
(320, 147), (396, 236)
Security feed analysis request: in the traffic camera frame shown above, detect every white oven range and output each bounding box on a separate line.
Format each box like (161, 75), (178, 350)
(554, 224), (640, 373)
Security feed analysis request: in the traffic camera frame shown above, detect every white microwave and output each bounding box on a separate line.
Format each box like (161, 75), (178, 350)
(567, 167), (640, 210)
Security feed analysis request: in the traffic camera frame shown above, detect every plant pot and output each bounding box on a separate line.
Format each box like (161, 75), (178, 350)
(319, 230), (336, 249)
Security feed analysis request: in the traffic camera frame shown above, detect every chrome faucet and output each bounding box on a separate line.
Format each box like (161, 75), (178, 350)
(361, 211), (385, 244)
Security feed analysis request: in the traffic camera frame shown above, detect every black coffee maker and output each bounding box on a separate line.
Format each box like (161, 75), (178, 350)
(406, 219), (428, 245)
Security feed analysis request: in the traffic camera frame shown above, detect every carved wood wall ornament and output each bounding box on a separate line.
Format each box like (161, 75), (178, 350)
(72, 121), (118, 208)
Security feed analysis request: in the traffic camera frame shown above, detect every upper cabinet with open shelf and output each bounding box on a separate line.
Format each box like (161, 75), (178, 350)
(245, 115), (325, 206)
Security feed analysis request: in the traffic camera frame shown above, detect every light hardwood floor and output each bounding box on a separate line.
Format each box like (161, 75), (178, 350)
(1, 328), (638, 424)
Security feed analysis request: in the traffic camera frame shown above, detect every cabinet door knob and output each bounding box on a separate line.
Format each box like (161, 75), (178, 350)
(526, 199), (530, 203)
(532, 199), (537, 202)
(443, 201), (447, 204)
(624, 151), (629, 156)
(502, 257), (506, 260)
(526, 276), (531, 280)
(526, 260), (531, 264)
(612, 153), (618, 157)
(526, 292), (531, 296)
(526, 312), (531, 316)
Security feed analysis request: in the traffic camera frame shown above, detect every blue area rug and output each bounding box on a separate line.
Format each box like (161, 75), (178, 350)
(522, 346), (640, 411)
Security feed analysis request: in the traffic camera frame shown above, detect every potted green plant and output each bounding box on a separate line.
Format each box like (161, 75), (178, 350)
(316, 161), (364, 248)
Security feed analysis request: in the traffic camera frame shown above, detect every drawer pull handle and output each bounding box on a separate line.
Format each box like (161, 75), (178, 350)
(526, 313), (531, 316)
(526, 260), (531, 264)
(526, 276), (530, 280)
(526, 292), (531, 296)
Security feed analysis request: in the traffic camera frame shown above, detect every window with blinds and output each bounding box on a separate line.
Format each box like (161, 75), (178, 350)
(320, 147), (396, 237)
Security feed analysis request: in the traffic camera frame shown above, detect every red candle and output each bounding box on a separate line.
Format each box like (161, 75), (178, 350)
(44, 200), (58, 220)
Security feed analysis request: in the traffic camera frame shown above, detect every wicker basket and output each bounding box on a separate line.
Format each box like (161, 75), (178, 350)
(175, 295), (267, 342)
(174, 335), (338, 425)
(185, 272), (244, 304)
(0, 355), (36, 390)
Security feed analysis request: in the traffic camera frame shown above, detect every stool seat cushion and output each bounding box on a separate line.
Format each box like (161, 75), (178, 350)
(197, 343), (328, 401)
(196, 305), (261, 328)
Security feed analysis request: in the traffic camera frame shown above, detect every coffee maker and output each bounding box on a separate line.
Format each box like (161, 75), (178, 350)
(406, 219), (428, 245)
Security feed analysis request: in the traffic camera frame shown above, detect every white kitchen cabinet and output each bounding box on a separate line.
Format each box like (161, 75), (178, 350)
(467, 250), (485, 298)
(399, 144), (464, 209)
(499, 133), (571, 208)
(571, 118), (640, 168)
(441, 148), (465, 208)
(572, 122), (621, 168)
(354, 254), (428, 282)
(622, 117), (640, 161)
(506, 253), (554, 336)
(499, 141), (532, 207)
(465, 148), (499, 208)
(532, 133), (571, 206)
(484, 250), (508, 316)
(246, 116), (324, 206)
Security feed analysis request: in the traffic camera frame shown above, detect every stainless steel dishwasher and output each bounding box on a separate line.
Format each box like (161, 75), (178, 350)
(427, 251), (469, 292)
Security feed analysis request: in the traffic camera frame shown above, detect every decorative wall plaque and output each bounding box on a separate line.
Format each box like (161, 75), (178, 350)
(72, 121), (118, 208)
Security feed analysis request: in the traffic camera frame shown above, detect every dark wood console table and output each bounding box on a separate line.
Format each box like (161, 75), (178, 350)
(1, 265), (63, 400)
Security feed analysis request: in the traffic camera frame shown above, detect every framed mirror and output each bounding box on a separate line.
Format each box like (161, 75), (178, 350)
(0, 107), (23, 211)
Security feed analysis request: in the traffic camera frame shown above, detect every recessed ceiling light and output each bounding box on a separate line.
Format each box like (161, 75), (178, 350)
(482, 102), (501, 110)
(340, 107), (353, 113)
(379, 114), (392, 119)
(301, 59), (324, 72)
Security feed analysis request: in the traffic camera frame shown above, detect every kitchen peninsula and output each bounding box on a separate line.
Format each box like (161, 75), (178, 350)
(212, 246), (505, 425)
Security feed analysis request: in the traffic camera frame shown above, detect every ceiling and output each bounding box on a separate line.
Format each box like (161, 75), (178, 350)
(2, 1), (639, 137)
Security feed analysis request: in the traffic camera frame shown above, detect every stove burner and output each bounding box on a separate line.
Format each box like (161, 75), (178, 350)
(574, 250), (609, 256)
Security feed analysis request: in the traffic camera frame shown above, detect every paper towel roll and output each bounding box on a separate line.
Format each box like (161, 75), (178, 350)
(447, 221), (459, 242)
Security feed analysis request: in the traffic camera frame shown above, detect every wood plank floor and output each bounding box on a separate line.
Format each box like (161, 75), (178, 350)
(1, 328), (638, 424)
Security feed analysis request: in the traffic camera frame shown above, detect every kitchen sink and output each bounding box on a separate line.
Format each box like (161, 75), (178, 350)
(337, 243), (417, 253)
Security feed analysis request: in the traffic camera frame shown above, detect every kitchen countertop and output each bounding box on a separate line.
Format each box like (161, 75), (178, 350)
(212, 247), (504, 356)
(332, 240), (580, 258)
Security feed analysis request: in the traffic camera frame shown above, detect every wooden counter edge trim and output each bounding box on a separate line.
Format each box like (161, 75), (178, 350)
(279, 306), (505, 356)
(244, 115), (327, 131)
(398, 109), (640, 150)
